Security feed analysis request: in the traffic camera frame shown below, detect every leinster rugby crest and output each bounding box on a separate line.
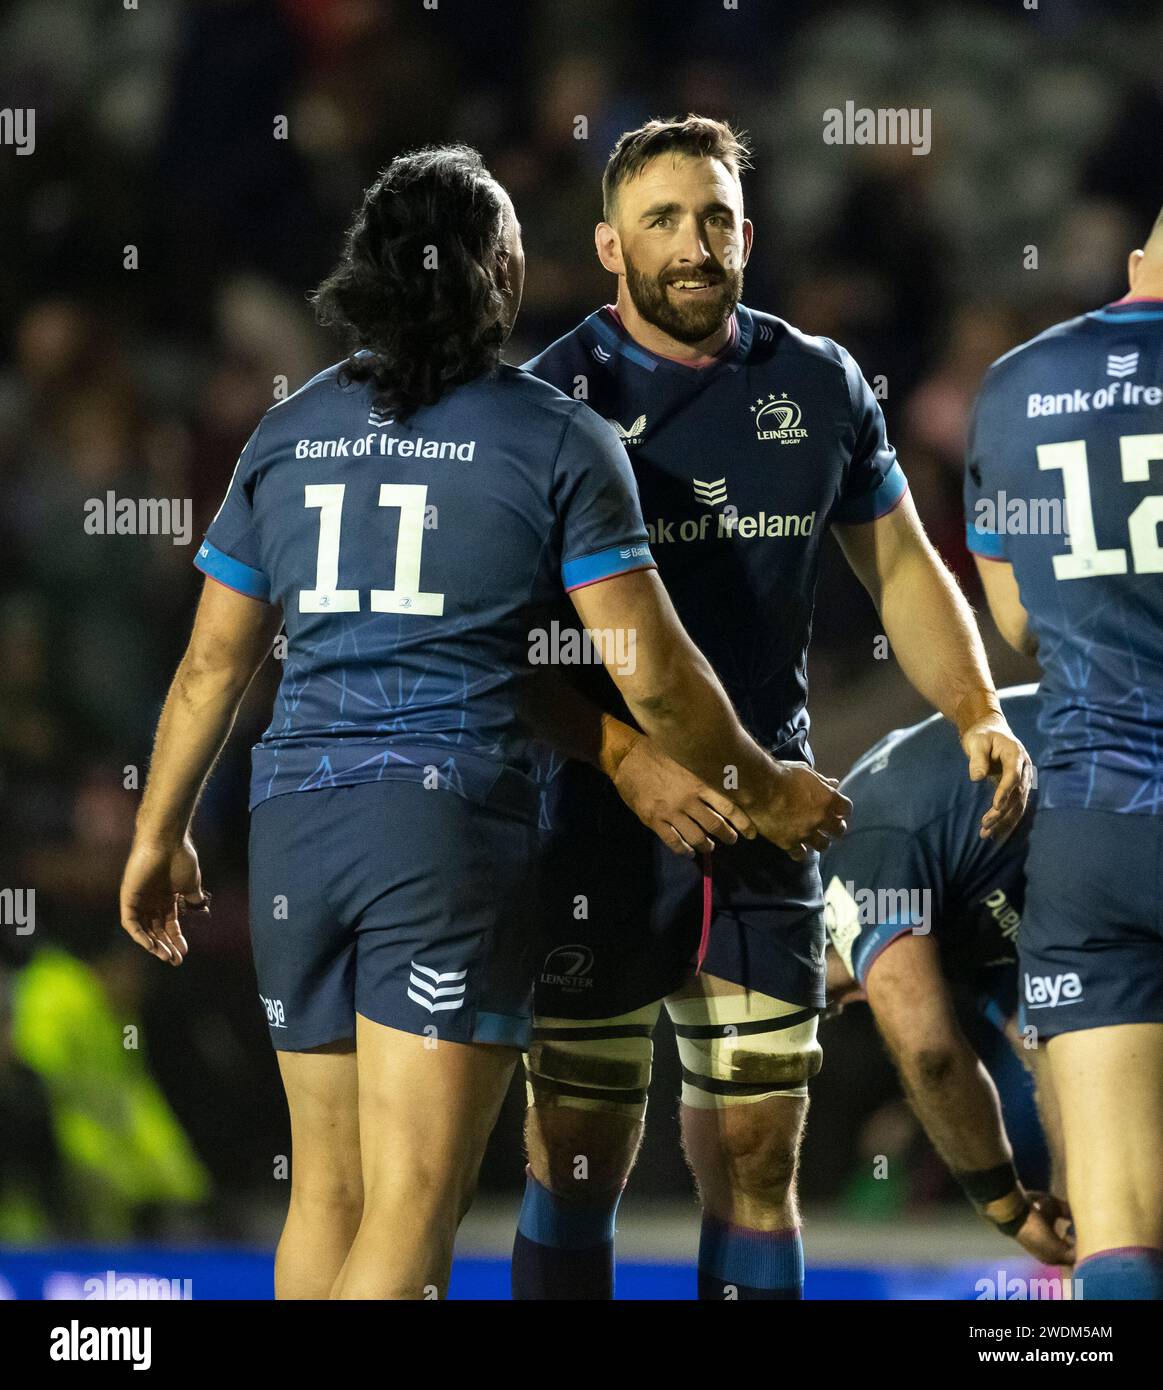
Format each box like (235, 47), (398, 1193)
(751, 393), (808, 444)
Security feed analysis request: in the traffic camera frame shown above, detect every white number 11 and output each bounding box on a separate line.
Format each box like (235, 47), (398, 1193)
(299, 482), (445, 615)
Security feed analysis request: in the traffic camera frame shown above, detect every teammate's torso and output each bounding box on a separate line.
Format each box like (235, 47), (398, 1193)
(966, 300), (1163, 814)
(526, 304), (904, 749)
(200, 362), (646, 809)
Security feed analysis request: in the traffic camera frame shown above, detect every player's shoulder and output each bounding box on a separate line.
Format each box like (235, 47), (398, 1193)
(840, 709), (967, 833)
(844, 710), (948, 788)
(740, 307), (864, 407)
(254, 360), (366, 437)
(740, 305), (848, 369)
(251, 358), (590, 447)
(489, 363), (605, 438)
(977, 311), (1100, 395)
(522, 314), (604, 383)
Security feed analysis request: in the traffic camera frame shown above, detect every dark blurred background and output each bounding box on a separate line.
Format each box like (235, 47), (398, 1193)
(0, 0), (1158, 1256)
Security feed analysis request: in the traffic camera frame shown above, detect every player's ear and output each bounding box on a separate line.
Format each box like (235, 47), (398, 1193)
(1128, 247), (1145, 292)
(595, 221), (623, 276)
(740, 218), (754, 270)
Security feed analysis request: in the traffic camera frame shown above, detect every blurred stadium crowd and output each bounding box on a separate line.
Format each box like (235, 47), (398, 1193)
(1, 0), (1160, 1245)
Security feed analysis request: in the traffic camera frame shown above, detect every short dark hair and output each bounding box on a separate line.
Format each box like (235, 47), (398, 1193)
(602, 116), (752, 221)
(311, 145), (507, 420)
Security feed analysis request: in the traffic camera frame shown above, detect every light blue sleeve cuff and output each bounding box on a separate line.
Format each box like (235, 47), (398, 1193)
(562, 541), (655, 592)
(833, 461), (908, 525)
(194, 538), (271, 601)
(965, 521), (1007, 559)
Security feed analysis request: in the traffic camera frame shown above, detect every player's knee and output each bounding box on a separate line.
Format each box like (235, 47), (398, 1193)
(526, 1101), (640, 1197)
(291, 1169), (364, 1221)
(523, 1014), (654, 1197)
(707, 1106), (802, 1208)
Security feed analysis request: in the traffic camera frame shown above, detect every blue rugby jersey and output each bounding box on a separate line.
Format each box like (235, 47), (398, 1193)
(965, 297), (1163, 814)
(824, 688), (1045, 988)
(195, 362), (654, 811)
(524, 304), (908, 760)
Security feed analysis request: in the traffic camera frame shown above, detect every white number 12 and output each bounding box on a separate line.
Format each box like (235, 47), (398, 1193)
(1037, 432), (1163, 579)
(299, 482), (445, 615)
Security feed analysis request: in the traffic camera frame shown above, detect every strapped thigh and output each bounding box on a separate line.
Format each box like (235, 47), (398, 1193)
(666, 980), (822, 1109)
(524, 1002), (663, 1120)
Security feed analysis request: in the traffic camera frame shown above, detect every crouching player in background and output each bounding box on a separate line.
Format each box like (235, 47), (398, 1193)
(822, 687), (1073, 1269)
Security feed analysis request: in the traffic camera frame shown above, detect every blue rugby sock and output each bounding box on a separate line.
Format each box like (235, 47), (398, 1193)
(697, 1215), (804, 1300)
(1075, 1246), (1163, 1299)
(511, 1170), (621, 1300)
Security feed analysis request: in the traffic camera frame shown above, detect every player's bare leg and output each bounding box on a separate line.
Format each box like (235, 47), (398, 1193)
(681, 1093), (807, 1230)
(524, 1104), (644, 1198)
(1046, 1022), (1163, 1297)
(514, 1005), (659, 1298)
(274, 1041), (362, 1299)
(331, 1014), (517, 1299)
(669, 972), (817, 1299)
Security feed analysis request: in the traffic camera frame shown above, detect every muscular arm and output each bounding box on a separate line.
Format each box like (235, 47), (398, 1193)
(835, 494), (1031, 838)
(835, 493), (997, 727)
(519, 667), (755, 854)
(120, 578), (282, 964)
(868, 933), (1073, 1261)
(974, 555), (1038, 657)
(136, 579), (284, 840)
(866, 933), (1015, 1177)
(517, 666), (639, 779)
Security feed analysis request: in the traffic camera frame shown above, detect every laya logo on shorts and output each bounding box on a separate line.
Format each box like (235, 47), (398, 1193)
(540, 945), (594, 992)
(260, 994), (286, 1028)
(1023, 971), (1083, 1008)
(407, 961), (468, 1013)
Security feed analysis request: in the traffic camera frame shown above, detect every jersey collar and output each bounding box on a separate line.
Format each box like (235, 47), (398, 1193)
(585, 304), (753, 374)
(1088, 295), (1163, 323)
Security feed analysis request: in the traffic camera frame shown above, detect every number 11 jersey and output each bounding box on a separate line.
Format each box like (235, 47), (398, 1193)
(194, 361), (654, 813)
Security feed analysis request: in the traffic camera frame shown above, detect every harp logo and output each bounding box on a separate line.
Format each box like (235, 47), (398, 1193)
(751, 394), (808, 444)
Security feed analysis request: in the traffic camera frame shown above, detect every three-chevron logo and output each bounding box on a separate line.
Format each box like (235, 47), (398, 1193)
(1106, 350), (1139, 379)
(693, 477), (728, 505)
(407, 961), (468, 1013)
(606, 413), (646, 445)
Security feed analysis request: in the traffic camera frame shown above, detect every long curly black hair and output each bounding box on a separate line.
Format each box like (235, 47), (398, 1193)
(312, 145), (507, 420)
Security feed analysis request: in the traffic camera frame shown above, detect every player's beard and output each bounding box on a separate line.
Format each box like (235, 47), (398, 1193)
(623, 253), (742, 346)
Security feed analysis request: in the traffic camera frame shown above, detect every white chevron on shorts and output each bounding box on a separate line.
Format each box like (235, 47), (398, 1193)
(407, 961), (468, 1013)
